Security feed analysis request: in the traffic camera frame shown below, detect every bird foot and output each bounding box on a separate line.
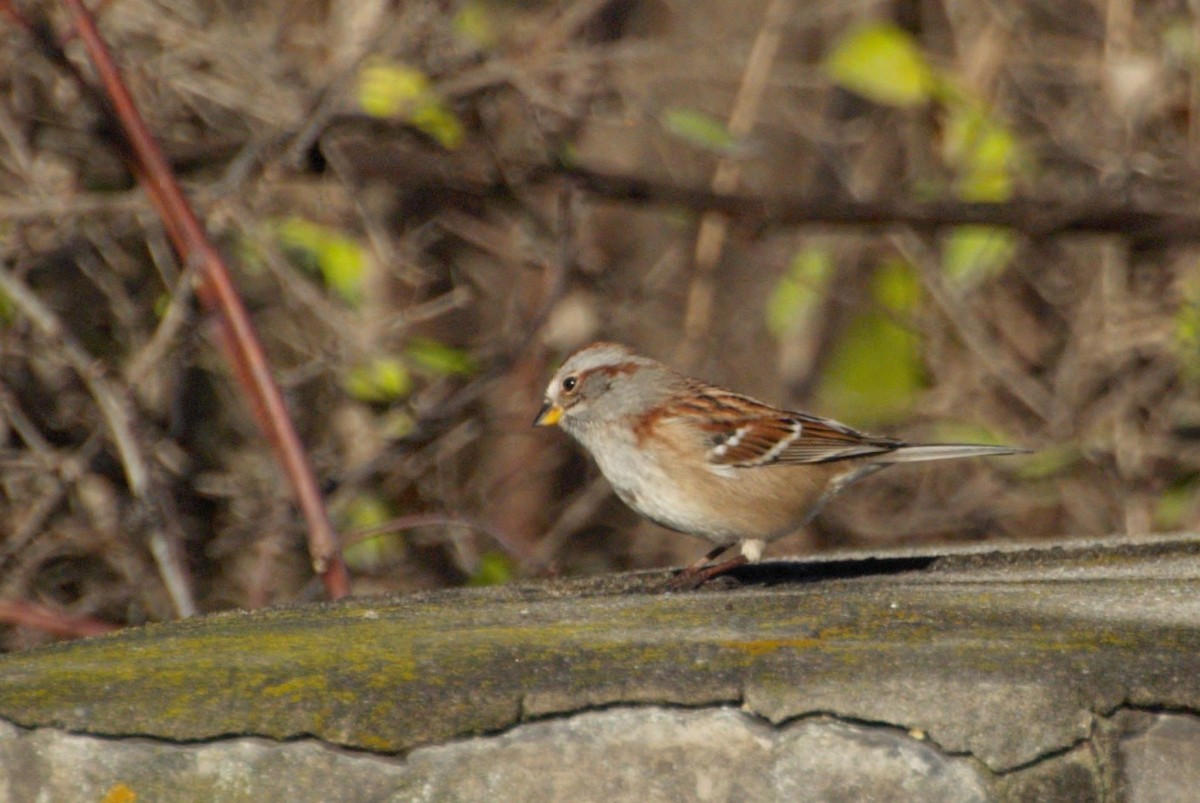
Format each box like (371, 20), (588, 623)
(666, 554), (748, 591)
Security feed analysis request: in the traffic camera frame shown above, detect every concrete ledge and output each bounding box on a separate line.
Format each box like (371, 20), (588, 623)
(1, 534), (1199, 799)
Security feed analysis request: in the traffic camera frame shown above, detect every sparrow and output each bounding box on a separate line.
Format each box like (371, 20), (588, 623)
(535, 342), (1027, 587)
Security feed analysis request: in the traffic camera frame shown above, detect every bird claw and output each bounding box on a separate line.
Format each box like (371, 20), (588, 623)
(664, 554), (748, 591)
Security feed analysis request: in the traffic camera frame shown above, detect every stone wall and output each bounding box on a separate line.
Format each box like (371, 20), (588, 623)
(1, 535), (1198, 801)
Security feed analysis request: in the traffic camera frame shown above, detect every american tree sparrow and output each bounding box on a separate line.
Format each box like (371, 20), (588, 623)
(535, 342), (1027, 587)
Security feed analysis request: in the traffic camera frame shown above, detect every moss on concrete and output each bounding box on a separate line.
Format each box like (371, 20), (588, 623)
(1, 535), (1199, 771)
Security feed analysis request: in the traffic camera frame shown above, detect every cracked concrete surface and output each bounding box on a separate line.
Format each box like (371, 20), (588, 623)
(0, 535), (1198, 800)
(1, 705), (1197, 800)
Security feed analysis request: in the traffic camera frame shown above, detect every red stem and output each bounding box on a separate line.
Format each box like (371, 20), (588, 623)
(0, 599), (117, 639)
(58, 0), (349, 599)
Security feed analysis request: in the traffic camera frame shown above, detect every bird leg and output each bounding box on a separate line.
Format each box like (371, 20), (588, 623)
(668, 542), (742, 590)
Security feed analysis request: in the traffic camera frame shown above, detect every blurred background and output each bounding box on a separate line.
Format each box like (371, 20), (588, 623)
(2, 0), (1199, 646)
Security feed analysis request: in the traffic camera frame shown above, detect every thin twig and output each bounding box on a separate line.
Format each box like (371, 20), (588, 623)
(124, 265), (197, 387)
(0, 193), (148, 223)
(531, 0), (616, 56)
(677, 0), (795, 368)
(0, 434), (102, 570)
(346, 513), (528, 563)
(57, 0), (349, 599)
(530, 476), (613, 570)
(895, 234), (1055, 424)
(0, 263), (149, 496)
(145, 517), (198, 618)
(0, 263), (199, 617)
(0, 599), (117, 639)
(556, 164), (1200, 240)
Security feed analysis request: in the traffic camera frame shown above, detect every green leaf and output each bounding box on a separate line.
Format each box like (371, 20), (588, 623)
(341, 493), (392, 531)
(404, 338), (478, 376)
(344, 356), (413, 403)
(1013, 445), (1079, 480)
(468, 552), (515, 587)
(452, 2), (497, 49)
(873, 256), (921, 312)
(1175, 267), (1200, 382)
(409, 103), (466, 151)
(153, 293), (171, 319)
(276, 217), (368, 306)
(357, 61), (464, 149)
(826, 23), (935, 107)
(340, 494), (404, 572)
(1155, 480), (1197, 529)
(343, 534), (404, 572)
(815, 261), (924, 423)
(660, 107), (738, 154)
(1162, 18), (1200, 67)
(557, 142), (580, 168)
(319, 238), (369, 303)
(381, 409), (418, 440)
(765, 248), (833, 337)
(358, 62), (429, 117)
(942, 226), (1016, 286)
(942, 100), (1017, 201)
(929, 422), (1023, 448)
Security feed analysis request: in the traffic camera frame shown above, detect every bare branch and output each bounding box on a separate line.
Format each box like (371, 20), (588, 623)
(0, 263), (199, 617)
(557, 164), (1200, 241)
(56, 0), (350, 599)
(0, 599), (117, 639)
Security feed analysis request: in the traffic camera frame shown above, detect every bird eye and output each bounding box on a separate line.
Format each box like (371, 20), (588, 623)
(561, 375), (578, 393)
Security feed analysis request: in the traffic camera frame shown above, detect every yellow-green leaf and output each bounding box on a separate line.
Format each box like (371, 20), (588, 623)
(453, 2), (497, 49)
(874, 257), (921, 312)
(558, 142), (580, 168)
(357, 61), (464, 149)
(942, 226), (1016, 286)
(826, 23), (935, 107)
(1177, 302), (1200, 379)
(943, 100), (1017, 201)
(469, 551), (515, 586)
(1175, 266), (1200, 382)
(276, 217), (368, 305)
(340, 494), (404, 571)
(816, 312), (922, 424)
(359, 62), (431, 118)
(1155, 480), (1197, 529)
(344, 356), (413, 403)
(1013, 445), (1079, 481)
(929, 422), (1023, 448)
(405, 338), (478, 376)
(660, 107), (738, 154)
(1162, 18), (1199, 67)
(320, 238), (369, 303)
(410, 103), (466, 150)
(816, 262), (923, 423)
(766, 248), (833, 337)
(381, 409), (418, 440)
(341, 493), (392, 531)
(343, 531), (406, 572)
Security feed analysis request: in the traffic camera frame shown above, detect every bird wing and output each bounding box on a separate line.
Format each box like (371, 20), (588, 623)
(681, 388), (901, 467)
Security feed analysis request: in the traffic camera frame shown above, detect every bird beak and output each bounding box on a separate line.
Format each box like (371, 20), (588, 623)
(534, 401), (563, 427)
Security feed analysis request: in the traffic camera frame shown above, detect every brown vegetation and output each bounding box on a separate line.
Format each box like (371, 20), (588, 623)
(2, 0), (1199, 647)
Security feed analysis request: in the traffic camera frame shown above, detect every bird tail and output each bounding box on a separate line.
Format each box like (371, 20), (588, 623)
(881, 443), (1030, 464)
